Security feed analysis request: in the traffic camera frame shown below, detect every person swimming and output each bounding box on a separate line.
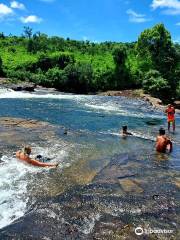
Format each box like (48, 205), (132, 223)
(156, 128), (172, 153)
(121, 126), (133, 136)
(16, 146), (58, 167)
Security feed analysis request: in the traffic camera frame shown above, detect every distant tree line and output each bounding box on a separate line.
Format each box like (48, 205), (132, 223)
(0, 24), (179, 101)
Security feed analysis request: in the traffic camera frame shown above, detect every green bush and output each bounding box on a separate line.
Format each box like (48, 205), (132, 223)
(64, 62), (93, 93)
(0, 56), (3, 76)
(31, 72), (47, 85)
(176, 81), (180, 100)
(6, 70), (32, 82)
(143, 70), (170, 100)
(45, 67), (67, 89)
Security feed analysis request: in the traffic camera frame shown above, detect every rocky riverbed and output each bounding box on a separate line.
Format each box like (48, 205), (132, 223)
(0, 90), (179, 239)
(0, 151), (179, 239)
(0, 118), (179, 239)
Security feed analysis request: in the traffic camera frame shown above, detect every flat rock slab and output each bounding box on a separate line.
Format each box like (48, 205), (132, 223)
(0, 117), (60, 150)
(0, 117), (50, 128)
(119, 179), (144, 193)
(173, 178), (180, 188)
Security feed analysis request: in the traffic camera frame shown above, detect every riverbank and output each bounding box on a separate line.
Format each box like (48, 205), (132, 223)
(0, 78), (180, 113)
(98, 89), (180, 113)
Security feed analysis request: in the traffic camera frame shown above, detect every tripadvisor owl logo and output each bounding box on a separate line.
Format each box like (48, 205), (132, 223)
(135, 227), (144, 236)
(134, 226), (174, 235)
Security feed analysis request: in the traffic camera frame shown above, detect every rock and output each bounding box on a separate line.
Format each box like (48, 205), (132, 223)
(173, 178), (180, 188)
(4, 82), (35, 92)
(0, 117), (48, 128)
(119, 179), (144, 193)
(174, 101), (180, 109)
(145, 119), (161, 125)
(0, 117), (60, 148)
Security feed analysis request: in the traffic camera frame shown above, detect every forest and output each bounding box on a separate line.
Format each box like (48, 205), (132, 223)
(0, 23), (179, 102)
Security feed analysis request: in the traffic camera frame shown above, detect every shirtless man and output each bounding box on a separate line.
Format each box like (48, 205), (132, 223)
(156, 128), (172, 153)
(165, 104), (175, 133)
(16, 146), (58, 167)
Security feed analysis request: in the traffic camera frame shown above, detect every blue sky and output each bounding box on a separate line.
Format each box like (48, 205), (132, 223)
(0, 0), (180, 42)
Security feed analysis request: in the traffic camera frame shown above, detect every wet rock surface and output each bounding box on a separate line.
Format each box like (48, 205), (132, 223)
(2, 83), (35, 92)
(0, 153), (179, 240)
(0, 117), (66, 148)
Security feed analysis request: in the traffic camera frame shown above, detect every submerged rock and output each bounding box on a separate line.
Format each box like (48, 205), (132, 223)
(119, 179), (144, 193)
(173, 178), (180, 188)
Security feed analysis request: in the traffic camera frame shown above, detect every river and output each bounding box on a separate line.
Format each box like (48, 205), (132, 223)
(0, 88), (179, 239)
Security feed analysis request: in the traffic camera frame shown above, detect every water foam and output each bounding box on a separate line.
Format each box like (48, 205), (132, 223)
(0, 88), (88, 101)
(0, 155), (41, 229)
(0, 138), (72, 229)
(85, 102), (164, 119)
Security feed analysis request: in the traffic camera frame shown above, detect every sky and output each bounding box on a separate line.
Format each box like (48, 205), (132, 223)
(0, 0), (180, 42)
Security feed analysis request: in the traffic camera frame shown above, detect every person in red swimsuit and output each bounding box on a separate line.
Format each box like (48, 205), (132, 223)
(165, 104), (175, 133)
(156, 128), (172, 153)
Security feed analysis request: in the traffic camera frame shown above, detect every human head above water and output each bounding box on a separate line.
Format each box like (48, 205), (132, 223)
(159, 127), (165, 135)
(23, 146), (31, 155)
(168, 103), (173, 108)
(122, 125), (127, 132)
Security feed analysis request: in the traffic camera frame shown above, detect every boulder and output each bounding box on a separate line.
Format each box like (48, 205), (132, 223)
(119, 179), (144, 193)
(4, 82), (35, 92)
(174, 101), (180, 109)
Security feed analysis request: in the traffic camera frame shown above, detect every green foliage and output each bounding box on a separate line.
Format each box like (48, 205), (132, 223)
(45, 67), (67, 89)
(0, 56), (3, 76)
(64, 62), (93, 93)
(23, 26), (33, 39)
(137, 23), (179, 99)
(6, 70), (32, 82)
(176, 81), (180, 100)
(112, 46), (131, 89)
(143, 70), (170, 100)
(0, 25), (179, 99)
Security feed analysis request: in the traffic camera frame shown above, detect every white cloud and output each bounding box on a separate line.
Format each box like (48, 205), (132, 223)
(0, 3), (13, 19)
(151, 0), (180, 15)
(126, 9), (151, 23)
(10, 1), (25, 10)
(20, 15), (42, 23)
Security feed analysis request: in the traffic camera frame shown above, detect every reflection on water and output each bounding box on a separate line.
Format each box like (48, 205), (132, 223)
(0, 89), (179, 238)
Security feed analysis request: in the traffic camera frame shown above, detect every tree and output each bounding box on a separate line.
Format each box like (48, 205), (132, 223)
(0, 56), (3, 76)
(137, 23), (179, 99)
(23, 26), (33, 39)
(0, 32), (5, 39)
(112, 46), (129, 89)
(63, 62), (93, 93)
(143, 70), (170, 101)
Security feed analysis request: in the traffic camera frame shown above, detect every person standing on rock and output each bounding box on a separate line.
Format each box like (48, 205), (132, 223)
(165, 104), (175, 133)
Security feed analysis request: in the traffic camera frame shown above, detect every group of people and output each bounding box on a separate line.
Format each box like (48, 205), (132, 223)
(121, 104), (176, 153)
(16, 104), (176, 167)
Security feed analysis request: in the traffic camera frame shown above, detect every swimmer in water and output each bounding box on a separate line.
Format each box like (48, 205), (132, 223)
(156, 128), (172, 153)
(121, 126), (133, 136)
(16, 146), (58, 167)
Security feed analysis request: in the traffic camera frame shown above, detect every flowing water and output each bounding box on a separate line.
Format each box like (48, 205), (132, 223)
(0, 88), (179, 239)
